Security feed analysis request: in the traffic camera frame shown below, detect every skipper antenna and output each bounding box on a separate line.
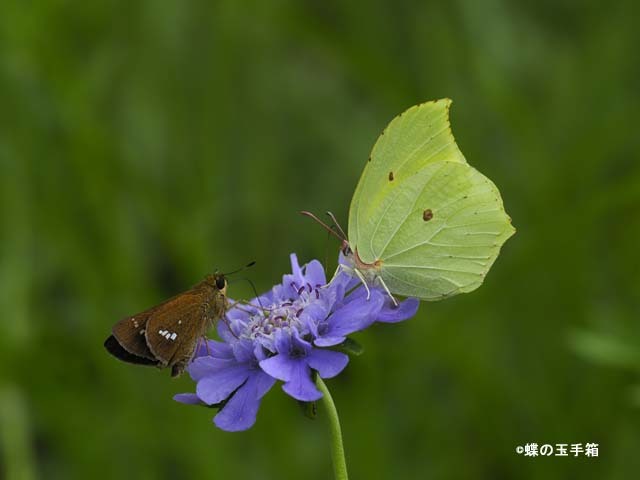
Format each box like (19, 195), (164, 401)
(227, 275), (266, 312)
(222, 261), (256, 277)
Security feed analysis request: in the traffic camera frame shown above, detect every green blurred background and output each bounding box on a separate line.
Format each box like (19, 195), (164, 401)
(1, 0), (639, 479)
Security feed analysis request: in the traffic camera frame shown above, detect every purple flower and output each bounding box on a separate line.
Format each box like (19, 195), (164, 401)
(174, 339), (276, 431)
(175, 253), (418, 431)
(261, 329), (348, 401)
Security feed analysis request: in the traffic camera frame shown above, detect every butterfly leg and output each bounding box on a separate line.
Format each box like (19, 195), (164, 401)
(328, 264), (343, 284)
(171, 358), (189, 377)
(353, 268), (371, 300)
(169, 339), (201, 377)
(375, 276), (398, 306)
(220, 314), (240, 339)
(201, 336), (211, 356)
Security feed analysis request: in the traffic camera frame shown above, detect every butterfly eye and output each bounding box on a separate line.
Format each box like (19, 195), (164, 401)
(215, 276), (226, 290)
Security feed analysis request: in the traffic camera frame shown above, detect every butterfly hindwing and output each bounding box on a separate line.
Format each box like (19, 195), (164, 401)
(111, 309), (156, 360)
(377, 161), (514, 299)
(104, 335), (159, 366)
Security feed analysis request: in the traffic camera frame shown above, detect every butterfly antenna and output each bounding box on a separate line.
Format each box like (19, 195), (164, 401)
(323, 227), (331, 278)
(325, 211), (347, 241)
(300, 211), (345, 243)
(222, 261), (256, 277)
(227, 277), (266, 311)
(244, 277), (265, 311)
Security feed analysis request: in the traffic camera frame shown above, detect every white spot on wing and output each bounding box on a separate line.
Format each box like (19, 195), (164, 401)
(158, 329), (177, 341)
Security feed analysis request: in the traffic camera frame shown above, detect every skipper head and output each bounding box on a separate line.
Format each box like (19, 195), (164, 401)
(205, 273), (227, 292)
(205, 261), (255, 294)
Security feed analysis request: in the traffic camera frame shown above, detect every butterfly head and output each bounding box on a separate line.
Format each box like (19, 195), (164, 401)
(205, 273), (228, 293)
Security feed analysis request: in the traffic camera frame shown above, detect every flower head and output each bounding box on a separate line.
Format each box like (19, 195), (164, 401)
(175, 254), (419, 431)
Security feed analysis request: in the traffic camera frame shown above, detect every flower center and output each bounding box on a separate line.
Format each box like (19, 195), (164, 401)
(240, 281), (321, 344)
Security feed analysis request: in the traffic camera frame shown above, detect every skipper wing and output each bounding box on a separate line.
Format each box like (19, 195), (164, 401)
(145, 291), (207, 375)
(109, 308), (157, 361)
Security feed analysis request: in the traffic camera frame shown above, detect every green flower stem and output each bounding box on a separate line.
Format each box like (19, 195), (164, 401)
(316, 376), (349, 480)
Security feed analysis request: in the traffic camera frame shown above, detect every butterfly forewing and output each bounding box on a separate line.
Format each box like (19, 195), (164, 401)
(145, 292), (206, 368)
(349, 99), (467, 252)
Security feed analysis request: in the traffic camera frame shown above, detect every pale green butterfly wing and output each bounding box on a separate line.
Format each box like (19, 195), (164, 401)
(371, 161), (514, 299)
(347, 100), (514, 300)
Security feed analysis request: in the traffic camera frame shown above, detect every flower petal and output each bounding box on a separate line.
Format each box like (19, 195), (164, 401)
(173, 393), (202, 405)
(196, 364), (251, 405)
(259, 353), (293, 382)
(304, 260), (326, 286)
(301, 312), (320, 339)
(300, 301), (331, 335)
(322, 276), (347, 311)
(273, 329), (292, 355)
(253, 343), (268, 362)
(313, 335), (349, 348)
(278, 274), (301, 300)
(319, 288), (384, 340)
(377, 297), (420, 323)
(307, 349), (349, 379)
(217, 315), (247, 341)
(261, 347), (319, 399)
(193, 339), (234, 359)
(253, 370), (277, 399)
(340, 283), (367, 305)
(282, 361), (322, 401)
(213, 373), (271, 432)
(232, 338), (258, 363)
(255, 335), (277, 354)
(289, 253), (303, 283)
(188, 356), (236, 381)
